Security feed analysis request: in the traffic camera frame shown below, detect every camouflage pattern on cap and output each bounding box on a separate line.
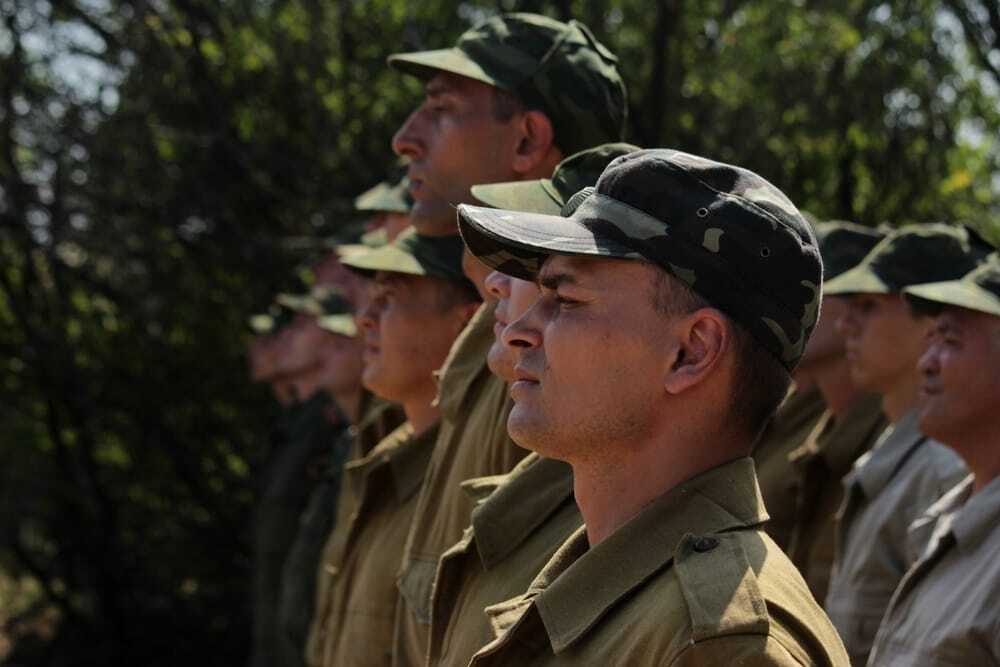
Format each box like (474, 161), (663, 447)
(388, 13), (627, 156)
(471, 142), (641, 215)
(340, 227), (473, 289)
(354, 176), (412, 214)
(904, 254), (1000, 318)
(825, 223), (993, 296)
(458, 148), (821, 371)
(815, 221), (886, 281)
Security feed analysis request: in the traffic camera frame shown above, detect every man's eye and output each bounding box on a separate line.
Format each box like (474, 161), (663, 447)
(554, 294), (578, 307)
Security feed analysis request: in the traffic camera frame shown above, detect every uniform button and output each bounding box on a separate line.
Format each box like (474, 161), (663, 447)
(692, 536), (719, 553)
(325, 565), (340, 576)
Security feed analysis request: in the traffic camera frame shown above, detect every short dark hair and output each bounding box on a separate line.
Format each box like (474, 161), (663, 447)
(432, 275), (482, 311)
(650, 268), (790, 440)
(491, 87), (525, 122)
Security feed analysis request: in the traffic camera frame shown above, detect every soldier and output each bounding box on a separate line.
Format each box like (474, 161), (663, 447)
(354, 170), (413, 241)
(250, 286), (356, 667)
(422, 142), (638, 667)
(822, 223), (989, 666)
(387, 13), (629, 663)
(307, 229), (480, 667)
(783, 222), (889, 602)
(866, 255), (1000, 665)
(457, 148), (848, 664)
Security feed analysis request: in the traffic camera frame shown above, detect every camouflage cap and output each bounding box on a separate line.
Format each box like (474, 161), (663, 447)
(471, 142), (641, 215)
(458, 148), (821, 371)
(825, 223), (993, 296)
(814, 221), (886, 281)
(388, 13), (627, 156)
(265, 286), (358, 337)
(248, 304), (292, 336)
(340, 226), (473, 288)
(354, 176), (412, 214)
(904, 254), (1000, 318)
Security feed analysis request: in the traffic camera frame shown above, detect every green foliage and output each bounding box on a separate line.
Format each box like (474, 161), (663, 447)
(0, 0), (997, 664)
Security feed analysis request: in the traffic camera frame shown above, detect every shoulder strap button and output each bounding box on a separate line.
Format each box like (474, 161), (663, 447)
(692, 536), (720, 553)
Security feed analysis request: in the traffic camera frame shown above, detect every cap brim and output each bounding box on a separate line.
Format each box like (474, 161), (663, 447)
(388, 49), (499, 88)
(317, 314), (358, 338)
(339, 243), (427, 277)
(248, 314), (276, 335)
(823, 263), (892, 295)
(457, 204), (635, 281)
(335, 243), (370, 259)
(471, 180), (562, 216)
(904, 281), (1000, 318)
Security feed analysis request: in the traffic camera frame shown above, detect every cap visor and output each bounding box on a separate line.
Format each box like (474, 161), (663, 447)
(457, 204), (634, 280)
(339, 243), (426, 277)
(388, 49), (499, 88)
(824, 264), (891, 295)
(471, 180), (562, 216)
(904, 281), (1000, 318)
(317, 315), (358, 338)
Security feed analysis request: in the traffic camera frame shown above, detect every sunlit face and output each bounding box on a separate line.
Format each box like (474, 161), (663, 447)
(500, 256), (675, 461)
(918, 308), (1000, 446)
(392, 73), (523, 235)
(357, 271), (467, 404)
(835, 293), (932, 394)
(484, 270), (540, 382)
(275, 313), (329, 377)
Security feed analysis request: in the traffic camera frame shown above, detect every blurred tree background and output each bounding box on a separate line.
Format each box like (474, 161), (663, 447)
(0, 0), (997, 664)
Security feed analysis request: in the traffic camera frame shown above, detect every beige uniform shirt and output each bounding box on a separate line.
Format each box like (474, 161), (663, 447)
(825, 410), (967, 667)
(868, 475), (1000, 666)
(467, 458), (849, 666)
(395, 302), (528, 665)
(427, 453), (581, 667)
(785, 394), (887, 602)
(310, 422), (438, 667)
(754, 386), (827, 550)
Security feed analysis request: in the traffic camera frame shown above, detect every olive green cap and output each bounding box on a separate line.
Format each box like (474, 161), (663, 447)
(904, 254), (1000, 318)
(354, 176), (412, 214)
(388, 13), (627, 156)
(814, 221), (887, 281)
(825, 223), (992, 295)
(248, 304), (292, 335)
(340, 227), (472, 287)
(255, 286), (357, 337)
(471, 142), (641, 215)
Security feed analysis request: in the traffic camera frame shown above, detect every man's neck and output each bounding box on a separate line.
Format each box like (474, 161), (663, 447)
(810, 356), (860, 418)
(331, 387), (364, 425)
(572, 428), (746, 546)
(948, 429), (1000, 495)
(401, 384), (441, 437)
(881, 371), (921, 423)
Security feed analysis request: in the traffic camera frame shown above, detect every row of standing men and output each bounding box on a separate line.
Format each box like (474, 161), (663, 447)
(247, 12), (1000, 667)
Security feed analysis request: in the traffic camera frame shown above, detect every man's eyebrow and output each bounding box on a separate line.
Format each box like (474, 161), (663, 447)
(424, 80), (453, 97)
(537, 271), (578, 291)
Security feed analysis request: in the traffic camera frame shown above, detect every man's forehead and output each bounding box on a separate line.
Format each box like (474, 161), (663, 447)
(425, 71), (492, 96)
(537, 255), (652, 285)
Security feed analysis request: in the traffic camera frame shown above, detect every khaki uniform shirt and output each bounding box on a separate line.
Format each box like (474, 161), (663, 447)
(785, 394), (887, 602)
(427, 453), (581, 667)
(468, 458), (849, 666)
(754, 386), (827, 550)
(310, 421), (438, 667)
(825, 410), (967, 667)
(868, 475), (1000, 666)
(395, 302), (528, 665)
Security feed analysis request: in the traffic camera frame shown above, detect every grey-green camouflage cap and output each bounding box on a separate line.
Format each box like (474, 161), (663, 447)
(904, 254), (1000, 318)
(458, 148), (821, 371)
(388, 13), (627, 156)
(355, 176), (412, 214)
(471, 142), (641, 215)
(815, 221), (886, 281)
(269, 286), (358, 337)
(341, 226), (474, 289)
(825, 223), (993, 296)
(248, 304), (292, 335)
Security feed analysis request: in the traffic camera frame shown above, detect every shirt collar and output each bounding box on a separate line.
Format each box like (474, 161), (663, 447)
(789, 393), (886, 475)
(849, 408), (926, 498)
(951, 474), (1000, 550)
(526, 457), (768, 654)
(344, 421), (439, 503)
(435, 301), (495, 418)
(470, 455), (576, 569)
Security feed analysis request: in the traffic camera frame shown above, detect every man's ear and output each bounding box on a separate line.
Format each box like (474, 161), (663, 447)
(511, 110), (558, 175)
(663, 309), (729, 395)
(452, 300), (482, 334)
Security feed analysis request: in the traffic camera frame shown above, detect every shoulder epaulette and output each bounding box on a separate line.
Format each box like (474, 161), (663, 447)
(674, 532), (770, 642)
